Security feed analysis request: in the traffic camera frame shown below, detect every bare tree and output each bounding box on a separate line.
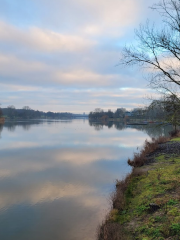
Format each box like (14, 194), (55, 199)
(120, 0), (180, 94)
(23, 106), (31, 111)
(120, 0), (180, 130)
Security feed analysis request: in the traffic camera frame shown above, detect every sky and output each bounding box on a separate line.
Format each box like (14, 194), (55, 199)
(0, 0), (160, 113)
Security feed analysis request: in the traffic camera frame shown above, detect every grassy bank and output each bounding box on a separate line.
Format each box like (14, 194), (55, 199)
(98, 134), (180, 240)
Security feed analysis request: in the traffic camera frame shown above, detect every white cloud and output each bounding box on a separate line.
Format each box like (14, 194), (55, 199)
(0, 54), (45, 74)
(0, 53), (126, 88)
(54, 69), (118, 86)
(0, 83), (154, 112)
(0, 0), (160, 111)
(35, 0), (147, 36)
(0, 21), (96, 52)
(79, 0), (141, 35)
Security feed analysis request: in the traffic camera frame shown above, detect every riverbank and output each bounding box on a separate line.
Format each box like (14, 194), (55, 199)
(98, 135), (180, 240)
(0, 117), (5, 124)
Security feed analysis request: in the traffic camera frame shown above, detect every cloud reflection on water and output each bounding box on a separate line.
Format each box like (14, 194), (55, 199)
(0, 120), (172, 240)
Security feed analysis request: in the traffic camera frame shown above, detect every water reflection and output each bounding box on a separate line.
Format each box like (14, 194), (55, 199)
(5, 120), (46, 132)
(4, 120), (74, 133)
(89, 120), (172, 137)
(0, 120), (170, 240)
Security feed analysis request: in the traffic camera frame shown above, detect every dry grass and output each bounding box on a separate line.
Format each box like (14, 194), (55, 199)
(127, 136), (168, 167)
(97, 222), (131, 240)
(112, 175), (131, 211)
(169, 129), (180, 138)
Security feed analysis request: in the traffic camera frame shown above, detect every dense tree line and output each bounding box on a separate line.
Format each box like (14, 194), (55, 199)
(89, 107), (149, 120)
(89, 108), (125, 120)
(89, 98), (180, 128)
(1, 105), (74, 119)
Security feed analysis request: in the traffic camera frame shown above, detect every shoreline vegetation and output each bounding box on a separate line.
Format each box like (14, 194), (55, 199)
(89, 106), (178, 128)
(0, 117), (5, 124)
(0, 106), (88, 120)
(98, 131), (180, 240)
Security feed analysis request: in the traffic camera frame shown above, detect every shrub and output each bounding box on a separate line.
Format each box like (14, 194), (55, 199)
(128, 136), (169, 167)
(169, 129), (180, 138)
(97, 222), (131, 240)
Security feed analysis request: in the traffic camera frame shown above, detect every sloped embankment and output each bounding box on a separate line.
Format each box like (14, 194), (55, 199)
(98, 137), (180, 240)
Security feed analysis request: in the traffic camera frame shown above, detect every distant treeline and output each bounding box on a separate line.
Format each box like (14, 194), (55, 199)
(89, 108), (125, 120)
(1, 106), (87, 120)
(89, 100), (178, 122)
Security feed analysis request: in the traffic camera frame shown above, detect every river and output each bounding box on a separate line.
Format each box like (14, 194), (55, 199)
(0, 119), (172, 240)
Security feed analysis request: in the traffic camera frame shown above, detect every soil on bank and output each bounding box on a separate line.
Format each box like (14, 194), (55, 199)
(98, 137), (180, 240)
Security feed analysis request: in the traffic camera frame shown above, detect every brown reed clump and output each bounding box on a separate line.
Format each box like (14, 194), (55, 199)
(169, 129), (180, 138)
(131, 167), (147, 177)
(97, 221), (131, 240)
(112, 175), (131, 211)
(127, 136), (169, 167)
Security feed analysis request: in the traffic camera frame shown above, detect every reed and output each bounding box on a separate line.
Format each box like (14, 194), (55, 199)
(127, 136), (168, 167)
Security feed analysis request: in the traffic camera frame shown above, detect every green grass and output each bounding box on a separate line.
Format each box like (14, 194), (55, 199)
(171, 223), (180, 235)
(109, 137), (180, 239)
(167, 199), (179, 206)
(171, 137), (180, 142)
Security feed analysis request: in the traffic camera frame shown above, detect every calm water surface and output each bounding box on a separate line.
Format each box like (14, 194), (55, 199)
(0, 120), (171, 240)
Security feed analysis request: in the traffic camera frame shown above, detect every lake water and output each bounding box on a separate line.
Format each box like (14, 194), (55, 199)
(0, 120), (172, 240)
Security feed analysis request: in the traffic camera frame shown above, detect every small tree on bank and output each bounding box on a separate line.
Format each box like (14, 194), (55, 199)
(161, 94), (180, 130)
(149, 94), (180, 130)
